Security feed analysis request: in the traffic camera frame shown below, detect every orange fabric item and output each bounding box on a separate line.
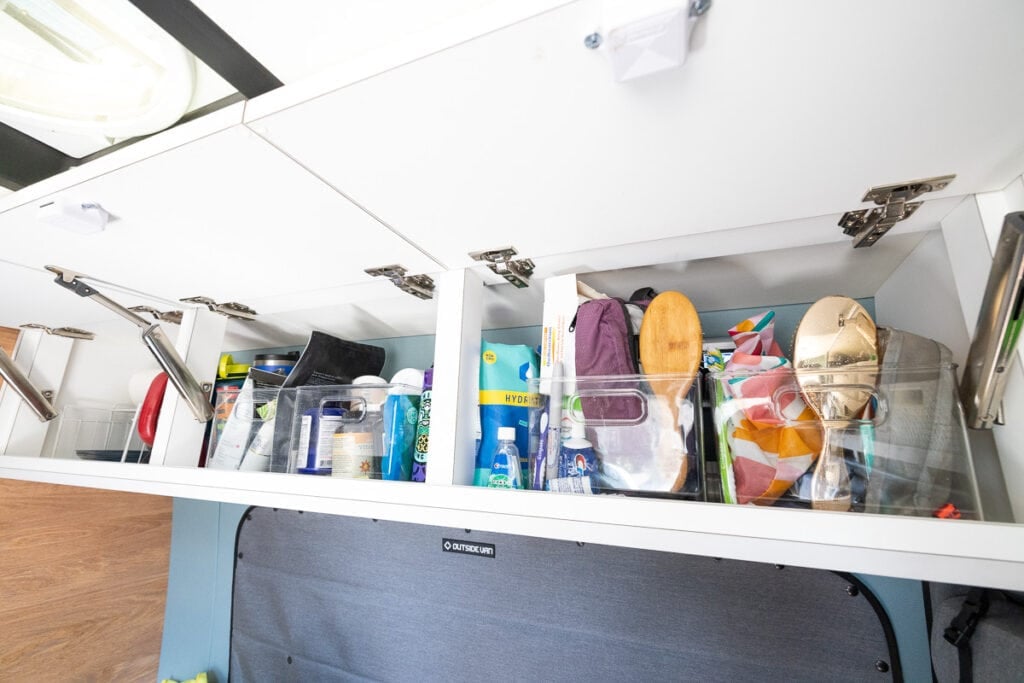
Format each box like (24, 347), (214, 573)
(732, 419), (822, 505)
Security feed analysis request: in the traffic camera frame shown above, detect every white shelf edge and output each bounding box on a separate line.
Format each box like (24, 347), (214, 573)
(2, 455), (1022, 590)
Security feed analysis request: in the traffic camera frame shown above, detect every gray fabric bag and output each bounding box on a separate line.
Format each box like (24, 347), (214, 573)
(930, 583), (1024, 682)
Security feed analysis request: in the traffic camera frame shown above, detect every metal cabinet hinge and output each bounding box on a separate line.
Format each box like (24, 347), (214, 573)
(180, 296), (258, 320)
(19, 323), (95, 340)
(839, 174), (955, 247)
(364, 265), (435, 300)
(128, 305), (184, 325)
(469, 246), (535, 288)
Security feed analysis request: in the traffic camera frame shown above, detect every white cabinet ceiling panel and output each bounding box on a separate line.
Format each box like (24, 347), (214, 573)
(249, 0), (1024, 267)
(192, 0), (508, 83)
(0, 259), (158, 329)
(471, 205), (949, 331)
(0, 125), (441, 306)
(577, 231), (929, 314)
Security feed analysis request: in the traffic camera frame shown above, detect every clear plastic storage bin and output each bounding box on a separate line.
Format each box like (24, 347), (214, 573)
(707, 362), (982, 519)
(206, 386), (282, 471)
(527, 373), (703, 499)
(285, 383), (421, 480)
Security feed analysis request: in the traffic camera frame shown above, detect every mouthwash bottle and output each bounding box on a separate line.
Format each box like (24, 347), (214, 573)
(487, 427), (522, 489)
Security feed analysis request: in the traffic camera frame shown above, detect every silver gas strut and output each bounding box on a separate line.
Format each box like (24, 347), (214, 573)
(45, 265), (214, 423)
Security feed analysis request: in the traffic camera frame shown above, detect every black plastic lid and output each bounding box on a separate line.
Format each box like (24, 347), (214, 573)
(254, 352), (300, 361)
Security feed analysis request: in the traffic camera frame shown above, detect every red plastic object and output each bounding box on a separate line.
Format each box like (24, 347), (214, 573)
(934, 503), (962, 520)
(138, 372), (168, 446)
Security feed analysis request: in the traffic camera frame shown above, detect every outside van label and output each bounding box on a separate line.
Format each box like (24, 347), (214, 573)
(442, 538), (495, 558)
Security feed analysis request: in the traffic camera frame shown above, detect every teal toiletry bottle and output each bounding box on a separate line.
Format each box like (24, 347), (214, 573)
(381, 388), (420, 480)
(487, 427), (522, 489)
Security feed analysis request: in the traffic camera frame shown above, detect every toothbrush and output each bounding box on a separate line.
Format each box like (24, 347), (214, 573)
(536, 362), (563, 490)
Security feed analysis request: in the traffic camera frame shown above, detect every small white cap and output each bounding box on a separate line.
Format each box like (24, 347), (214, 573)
(498, 426), (516, 441)
(570, 421), (587, 440)
(388, 368), (425, 394)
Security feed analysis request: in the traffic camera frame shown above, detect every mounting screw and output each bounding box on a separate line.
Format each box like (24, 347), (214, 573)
(691, 0), (713, 16)
(584, 32), (603, 49)
(875, 660), (890, 673)
(846, 584), (860, 597)
(774, 564), (785, 570)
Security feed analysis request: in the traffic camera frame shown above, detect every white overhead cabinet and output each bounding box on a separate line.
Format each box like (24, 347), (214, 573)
(1, 0), (1024, 590)
(245, 0), (1024, 265)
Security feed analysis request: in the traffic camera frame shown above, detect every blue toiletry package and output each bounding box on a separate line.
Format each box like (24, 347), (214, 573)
(477, 341), (539, 486)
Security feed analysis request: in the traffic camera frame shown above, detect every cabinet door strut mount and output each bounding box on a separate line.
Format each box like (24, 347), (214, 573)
(19, 323), (95, 340)
(469, 247), (535, 288)
(179, 297), (257, 321)
(128, 306), (184, 325)
(364, 265), (435, 300)
(44, 265), (214, 422)
(839, 174), (955, 247)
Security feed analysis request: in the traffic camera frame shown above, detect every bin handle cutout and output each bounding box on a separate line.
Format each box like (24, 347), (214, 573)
(326, 395), (369, 423)
(774, 383), (887, 426)
(566, 388), (649, 426)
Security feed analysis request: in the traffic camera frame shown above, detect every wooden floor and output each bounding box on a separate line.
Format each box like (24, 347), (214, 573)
(0, 479), (173, 681)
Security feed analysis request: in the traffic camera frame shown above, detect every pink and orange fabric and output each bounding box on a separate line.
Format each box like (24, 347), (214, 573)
(720, 311), (821, 505)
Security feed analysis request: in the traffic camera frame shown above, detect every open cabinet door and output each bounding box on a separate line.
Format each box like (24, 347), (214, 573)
(0, 326), (17, 386)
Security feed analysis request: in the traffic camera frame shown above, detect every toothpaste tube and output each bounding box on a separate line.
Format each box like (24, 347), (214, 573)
(557, 422), (598, 479)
